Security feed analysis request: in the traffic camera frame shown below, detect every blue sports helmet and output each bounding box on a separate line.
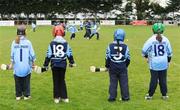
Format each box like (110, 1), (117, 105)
(114, 29), (125, 41)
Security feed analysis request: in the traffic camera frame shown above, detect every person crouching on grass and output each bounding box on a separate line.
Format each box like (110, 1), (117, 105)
(42, 29), (76, 104)
(105, 29), (130, 102)
(9, 23), (36, 101)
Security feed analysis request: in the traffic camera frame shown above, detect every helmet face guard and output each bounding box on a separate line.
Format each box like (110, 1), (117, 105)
(114, 29), (125, 41)
(152, 23), (165, 34)
(17, 29), (26, 35)
(17, 25), (26, 36)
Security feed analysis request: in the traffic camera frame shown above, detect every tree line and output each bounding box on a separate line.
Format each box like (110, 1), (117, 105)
(0, 0), (179, 20)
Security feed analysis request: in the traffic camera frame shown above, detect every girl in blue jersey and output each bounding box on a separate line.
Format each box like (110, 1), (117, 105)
(142, 23), (172, 100)
(68, 24), (78, 40)
(10, 24), (36, 100)
(105, 29), (130, 102)
(43, 35), (76, 103)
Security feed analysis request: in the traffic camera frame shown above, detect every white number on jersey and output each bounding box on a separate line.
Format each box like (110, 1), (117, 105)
(113, 46), (123, 60)
(53, 44), (65, 58)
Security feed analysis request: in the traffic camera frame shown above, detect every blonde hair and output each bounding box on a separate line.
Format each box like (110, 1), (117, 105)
(15, 35), (22, 44)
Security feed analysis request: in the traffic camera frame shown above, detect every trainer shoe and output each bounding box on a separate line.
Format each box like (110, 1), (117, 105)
(24, 96), (31, 100)
(54, 98), (60, 104)
(16, 97), (21, 101)
(162, 95), (169, 100)
(61, 98), (69, 103)
(108, 98), (116, 102)
(145, 94), (152, 100)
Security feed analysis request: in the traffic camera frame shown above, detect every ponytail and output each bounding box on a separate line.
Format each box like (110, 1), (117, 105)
(116, 39), (120, 54)
(15, 35), (20, 44)
(156, 34), (162, 43)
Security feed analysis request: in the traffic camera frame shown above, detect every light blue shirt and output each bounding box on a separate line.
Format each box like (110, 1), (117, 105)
(11, 36), (36, 77)
(31, 23), (36, 28)
(142, 34), (172, 70)
(68, 25), (78, 34)
(80, 22), (83, 27)
(91, 24), (98, 34)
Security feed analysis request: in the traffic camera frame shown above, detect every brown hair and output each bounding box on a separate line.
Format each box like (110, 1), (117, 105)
(156, 34), (162, 43)
(15, 35), (20, 44)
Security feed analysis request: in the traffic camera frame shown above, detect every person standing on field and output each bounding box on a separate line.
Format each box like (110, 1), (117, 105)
(105, 29), (130, 102)
(10, 23), (36, 101)
(142, 23), (173, 100)
(42, 28), (76, 103)
(79, 21), (83, 31)
(89, 21), (100, 40)
(83, 20), (91, 39)
(31, 22), (36, 32)
(68, 23), (78, 40)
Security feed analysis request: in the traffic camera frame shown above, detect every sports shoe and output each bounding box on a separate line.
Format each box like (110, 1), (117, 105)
(24, 96), (31, 100)
(54, 98), (60, 104)
(145, 94), (152, 100)
(162, 95), (169, 100)
(16, 97), (21, 101)
(108, 98), (116, 102)
(61, 98), (69, 103)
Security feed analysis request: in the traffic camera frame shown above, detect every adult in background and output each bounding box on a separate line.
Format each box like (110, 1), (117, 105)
(142, 23), (173, 100)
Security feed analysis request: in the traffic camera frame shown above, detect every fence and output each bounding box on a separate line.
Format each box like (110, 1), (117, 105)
(0, 20), (179, 26)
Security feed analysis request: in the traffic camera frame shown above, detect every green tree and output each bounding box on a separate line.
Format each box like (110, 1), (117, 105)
(130, 0), (150, 20)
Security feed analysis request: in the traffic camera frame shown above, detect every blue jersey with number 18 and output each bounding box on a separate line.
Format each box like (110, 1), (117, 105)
(11, 36), (36, 77)
(142, 34), (172, 71)
(44, 36), (74, 69)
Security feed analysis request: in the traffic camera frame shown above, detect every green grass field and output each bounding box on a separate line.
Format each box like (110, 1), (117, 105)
(0, 25), (180, 110)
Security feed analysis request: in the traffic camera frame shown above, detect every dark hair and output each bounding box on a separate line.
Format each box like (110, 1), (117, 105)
(156, 34), (162, 43)
(116, 39), (121, 54)
(16, 24), (26, 44)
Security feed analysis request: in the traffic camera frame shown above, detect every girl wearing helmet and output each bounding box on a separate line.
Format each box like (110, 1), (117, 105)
(52, 22), (65, 37)
(42, 34), (76, 103)
(10, 24), (36, 100)
(142, 23), (173, 100)
(105, 29), (130, 102)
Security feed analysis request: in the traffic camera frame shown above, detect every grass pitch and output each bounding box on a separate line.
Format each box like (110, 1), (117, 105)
(0, 25), (180, 110)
